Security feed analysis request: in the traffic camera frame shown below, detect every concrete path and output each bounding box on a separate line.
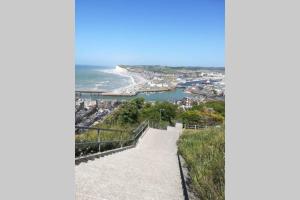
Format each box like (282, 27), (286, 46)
(75, 123), (184, 200)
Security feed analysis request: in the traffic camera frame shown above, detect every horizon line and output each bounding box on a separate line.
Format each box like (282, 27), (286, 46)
(75, 64), (225, 68)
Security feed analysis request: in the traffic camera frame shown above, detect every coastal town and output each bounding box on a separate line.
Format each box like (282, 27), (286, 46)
(75, 65), (225, 128)
(103, 65), (225, 97)
(74, 1), (226, 199)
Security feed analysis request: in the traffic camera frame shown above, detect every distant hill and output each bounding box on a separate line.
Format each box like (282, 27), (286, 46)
(118, 65), (225, 73)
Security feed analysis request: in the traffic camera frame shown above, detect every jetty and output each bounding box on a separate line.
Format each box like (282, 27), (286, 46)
(75, 90), (108, 96)
(76, 87), (176, 97)
(101, 92), (137, 96)
(75, 90), (108, 93)
(101, 87), (174, 97)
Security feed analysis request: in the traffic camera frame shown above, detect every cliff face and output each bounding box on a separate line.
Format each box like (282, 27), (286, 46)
(115, 65), (128, 73)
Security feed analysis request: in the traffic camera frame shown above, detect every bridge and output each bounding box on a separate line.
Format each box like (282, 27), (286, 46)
(75, 123), (185, 200)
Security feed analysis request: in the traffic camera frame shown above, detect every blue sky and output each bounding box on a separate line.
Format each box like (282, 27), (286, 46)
(76, 0), (224, 67)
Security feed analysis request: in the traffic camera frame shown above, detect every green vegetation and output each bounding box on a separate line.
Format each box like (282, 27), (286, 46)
(191, 101), (225, 117)
(142, 101), (178, 126)
(179, 101), (225, 127)
(178, 127), (225, 200)
(119, 65), (225, 74)
(76, 97), (226, 200)
(93, 97), (178, 129)
(75, 98), (178, 156)
(76, 98), (225, 158)
(76, 99), (224, 146)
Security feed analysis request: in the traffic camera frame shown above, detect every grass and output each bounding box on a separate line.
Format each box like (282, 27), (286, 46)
(177, 127), (225, 200)
(75, 106), (149, 157)
(75, 122), (140, 157)
(75, 130), (130, 157)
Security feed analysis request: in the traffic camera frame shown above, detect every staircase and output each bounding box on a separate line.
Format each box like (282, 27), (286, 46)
(75, 123), (184, 200)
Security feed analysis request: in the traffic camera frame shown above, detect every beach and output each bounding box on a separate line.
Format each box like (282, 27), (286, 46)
(75, 65), (194, 101)
(102, 65), (148, 95)
(75, 65), (132, 92)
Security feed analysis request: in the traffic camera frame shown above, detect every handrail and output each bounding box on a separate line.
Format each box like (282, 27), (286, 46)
(132, 121), (148, 140)
(75, 120), (149, 158)
(183, 123), (222, 129)
(75, 126), (122, 132)
(76, 139), (133, 145)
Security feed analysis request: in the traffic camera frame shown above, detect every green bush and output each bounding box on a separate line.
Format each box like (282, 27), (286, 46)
(179, 110), (224, 127)
(192, 101), (225, 117)
(141, 101), (177, 125)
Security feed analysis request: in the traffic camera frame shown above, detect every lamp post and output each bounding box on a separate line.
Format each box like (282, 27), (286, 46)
(159, 109), (165, 124)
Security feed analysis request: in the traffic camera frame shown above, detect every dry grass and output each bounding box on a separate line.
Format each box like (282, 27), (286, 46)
(178, 127), (225, 200)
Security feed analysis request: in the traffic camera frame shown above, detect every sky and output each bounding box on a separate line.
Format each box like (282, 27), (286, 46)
(76, 0), (224, 67)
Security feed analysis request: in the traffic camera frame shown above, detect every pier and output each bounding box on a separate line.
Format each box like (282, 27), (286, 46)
(76, 90), (107, 94)
(75, 90), (108, 98)
(101, 92), (137, 96)
(76, 87), (175, 97)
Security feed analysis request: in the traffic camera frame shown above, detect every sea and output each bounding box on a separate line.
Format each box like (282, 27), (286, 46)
(75, 65), (193, 102)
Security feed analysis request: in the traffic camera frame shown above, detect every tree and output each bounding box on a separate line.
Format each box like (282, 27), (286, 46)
(141, 106), (160, 123)
(131, 97), (145, 109)
(118, 102), (139, 125)
(180, 110), (203, 125)
(155, 102), (177, 124)
(141, 101), (178, 125)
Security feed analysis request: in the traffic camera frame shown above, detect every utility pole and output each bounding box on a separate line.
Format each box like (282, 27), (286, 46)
(159, 109), (165, 124)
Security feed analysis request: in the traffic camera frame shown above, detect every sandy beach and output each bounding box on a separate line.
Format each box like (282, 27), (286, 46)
(102, 65), (147, 94)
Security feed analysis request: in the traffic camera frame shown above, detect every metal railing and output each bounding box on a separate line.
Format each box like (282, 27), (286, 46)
(75, 120), (149, 158)
(183, 124), (207, 130)
(183, 123), (222, 130)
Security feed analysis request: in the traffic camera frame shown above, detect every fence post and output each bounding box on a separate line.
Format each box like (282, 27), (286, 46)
(194, 125), (196, 130)
(120, 131), (123, 148)
(97, 129), (101, 153)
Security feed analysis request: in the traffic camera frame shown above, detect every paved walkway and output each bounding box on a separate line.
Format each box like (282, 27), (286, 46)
(75, 124), (184, 200)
